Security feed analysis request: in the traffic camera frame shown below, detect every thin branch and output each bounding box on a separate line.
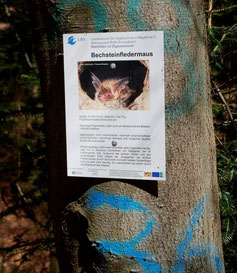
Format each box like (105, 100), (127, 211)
(223, 89), (237, 95)
(15, 182), (28, 204)
(213, 5), (237, 13)
(15, 33), (34, 69)
(215, 135), (235, 164)
(215, 119), (237, 127)
(215, 135), (229, 155)
(212, 81), (237, 132)
(207, 0), (213, 29)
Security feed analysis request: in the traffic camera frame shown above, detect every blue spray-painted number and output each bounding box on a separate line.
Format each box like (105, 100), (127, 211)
(85, 190), (223, 273)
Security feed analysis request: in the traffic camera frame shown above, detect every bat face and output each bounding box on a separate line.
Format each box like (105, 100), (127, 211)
(97, 83), (116, 102)
(97, 89), (114, 102)
(91, 72), (131, 107)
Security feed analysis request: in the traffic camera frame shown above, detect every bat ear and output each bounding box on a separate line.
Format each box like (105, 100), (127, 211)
(91, 72), (101, 92)
(116, 77), (129, 92)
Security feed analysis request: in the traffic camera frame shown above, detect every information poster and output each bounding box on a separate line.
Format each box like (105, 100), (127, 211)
(63, 31), (165, 180)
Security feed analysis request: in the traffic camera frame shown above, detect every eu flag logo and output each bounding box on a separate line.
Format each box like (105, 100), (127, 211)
(152, 172), (160, 177)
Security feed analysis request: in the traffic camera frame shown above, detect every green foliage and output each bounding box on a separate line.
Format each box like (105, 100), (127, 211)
(207, 0), (237, 271)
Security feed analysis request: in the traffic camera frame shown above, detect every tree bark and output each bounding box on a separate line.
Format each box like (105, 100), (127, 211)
(30, 0), (224, 272)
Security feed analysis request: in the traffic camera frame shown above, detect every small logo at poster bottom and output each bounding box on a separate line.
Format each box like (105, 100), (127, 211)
(72, 171), (76, 174)
(152, 172), (159, 177)
(152, 172), (164, 178)
(144, 172), (152, 177)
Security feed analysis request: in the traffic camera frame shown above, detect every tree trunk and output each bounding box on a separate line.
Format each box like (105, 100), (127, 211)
(30, 0), (224, 272)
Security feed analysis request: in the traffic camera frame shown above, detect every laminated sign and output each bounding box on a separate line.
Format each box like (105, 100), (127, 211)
(63, 31), (166, 180)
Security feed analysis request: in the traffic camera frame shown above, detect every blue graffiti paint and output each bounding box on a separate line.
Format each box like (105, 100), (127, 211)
(176, 198), (206, 258)
(85, 189), (164, 272)
(127, 0), (147, 31)
(171, 197), (224, 273)
(86, 189), (148, 212)
(55, 0), (108, 32)
(96, 218), (163, 272)
(212, 252), (224, 273)
(85, 190), (223, 272)
(171, 198), (206, 272)
(175, 245), (224, 273)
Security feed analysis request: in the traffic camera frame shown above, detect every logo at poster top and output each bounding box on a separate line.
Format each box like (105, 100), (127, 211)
(68, 36), (76, 45)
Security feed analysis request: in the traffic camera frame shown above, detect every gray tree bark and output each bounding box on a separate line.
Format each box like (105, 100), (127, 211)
(30, 1), (224, 272)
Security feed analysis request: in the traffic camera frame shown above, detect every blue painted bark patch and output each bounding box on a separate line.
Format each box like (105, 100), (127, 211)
(171, 197), (223, 273)
(55, 0), (108, 32)
(84, 189), (223, 272)
(86, 189), (149, 212)
(85, 189), (164, 272)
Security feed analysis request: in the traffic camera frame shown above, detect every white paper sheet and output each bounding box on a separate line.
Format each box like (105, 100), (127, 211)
(63, 31), (166, 180)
